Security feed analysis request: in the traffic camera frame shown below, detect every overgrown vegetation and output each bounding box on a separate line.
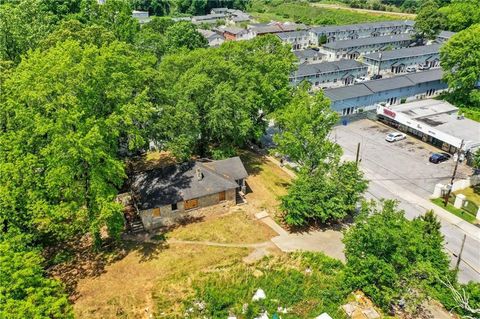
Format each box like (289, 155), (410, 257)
(343, 201), (474, 315)
(183, 252), (348, 318)
(249, 0), (405, 25)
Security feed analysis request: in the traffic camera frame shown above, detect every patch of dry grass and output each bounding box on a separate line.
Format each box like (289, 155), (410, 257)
(166, 210), (277, 244)
(73, 243), (249, 319)
(240, 150), (292, 216)
(454, 186), (480, 206)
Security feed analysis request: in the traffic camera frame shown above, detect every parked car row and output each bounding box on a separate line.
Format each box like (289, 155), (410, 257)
(384, 131), (451, 164)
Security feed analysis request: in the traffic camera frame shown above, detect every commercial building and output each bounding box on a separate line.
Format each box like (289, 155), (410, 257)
(290, 60), (368, 88)
(377, 99), (480, 154)
(311, 20), (414, 43)
(319, 33), (414, 61)
(324, 68), (448, 115)
(363, 44), (441, 75)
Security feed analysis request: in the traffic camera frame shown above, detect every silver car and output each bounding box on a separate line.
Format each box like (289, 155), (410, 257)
(385, 132), (406, 142)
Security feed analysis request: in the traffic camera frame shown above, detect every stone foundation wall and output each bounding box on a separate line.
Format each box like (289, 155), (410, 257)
(139, 188), (236, 230)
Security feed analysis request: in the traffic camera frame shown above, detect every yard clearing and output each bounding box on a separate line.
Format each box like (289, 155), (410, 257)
(166, 209), (277, 244)
(454, 186), (480, 206)
(239, 150), (292, 217)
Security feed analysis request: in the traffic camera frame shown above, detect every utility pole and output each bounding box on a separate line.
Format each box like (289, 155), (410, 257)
(444, 139), (464, 207)
(455, 234), (467, 271)
(355, 142), (361, 165)
(377, 52), (382, 77)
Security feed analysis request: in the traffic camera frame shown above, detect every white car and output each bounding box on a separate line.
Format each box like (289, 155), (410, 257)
(354, 76), (367, 83)
(385, 132), (406, 142)
(406, 66), (416, 73)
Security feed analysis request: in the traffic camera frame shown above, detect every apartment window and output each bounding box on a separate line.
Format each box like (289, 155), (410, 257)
(171, 203), (178, 211)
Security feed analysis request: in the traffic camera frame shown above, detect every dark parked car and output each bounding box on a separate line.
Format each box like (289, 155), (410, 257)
(429, 152), (451, 164)
(370, 74), (383, 80)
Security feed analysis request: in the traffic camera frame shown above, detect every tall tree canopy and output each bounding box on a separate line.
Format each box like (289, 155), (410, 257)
(175, 0), (250, 15)
(274, 87), (367, 226)
(153, 35), (295, 159)
(273, 87), (341, 173)
(0, 0), (57, 63)
(0, 40), (157, 245)
(440, 24), (480, 107)
(79, 0), (139, 43)
(438, 0), (480, 32)
(164, 21), (208, 53)
(343, 200), (453, 312)
(0, 233), (72, 318)
(414, 0), (444, 41)
(131, 0), (171, 16)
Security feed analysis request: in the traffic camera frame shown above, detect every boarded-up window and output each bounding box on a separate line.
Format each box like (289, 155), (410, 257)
(184, 198), (199, 210)
(219, 191), (226, 202)
(152, 208), (161, 217)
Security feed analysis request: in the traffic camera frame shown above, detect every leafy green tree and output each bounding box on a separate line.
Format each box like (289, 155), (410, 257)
(154, 35), (295, 159)
(39, 19), (116, 50)
(0, 0), (57, 63)
(0, 40), (157, 245)
(164, 21), (208, 53)
(414, 0), (444, 41)
(439, 0), (480, 32)
(471, 148), (480, 170)
(281, 161), (368, 226)
(440, 24), (480, 107)
(273, 87), (341, 173)
(39, 0), (83, 17)
(131, 0), (171, 15)
(343, 200), (453, 312)
(134, 17), (174, 60)
(0, 233), (73, 318)
(174, 0), (250, 15)
(79, 0), (139, 43)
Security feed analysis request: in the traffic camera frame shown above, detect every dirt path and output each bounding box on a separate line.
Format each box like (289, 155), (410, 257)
(312, 3), (416, 19)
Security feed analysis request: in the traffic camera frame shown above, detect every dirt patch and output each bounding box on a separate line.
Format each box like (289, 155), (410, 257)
(72, 244), (249, 318)
(166, 209), (277, 244)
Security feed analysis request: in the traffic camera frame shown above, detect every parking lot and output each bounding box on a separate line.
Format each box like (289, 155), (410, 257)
(332, 119), (472, 198)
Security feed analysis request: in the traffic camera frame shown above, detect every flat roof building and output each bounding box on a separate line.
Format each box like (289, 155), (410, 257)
(377, 99), (480, 153)
(320, 33), (414, 61)
(363, 44), (441, 74)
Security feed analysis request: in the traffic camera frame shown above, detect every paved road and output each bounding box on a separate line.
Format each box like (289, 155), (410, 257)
(333, 120), (480, 283)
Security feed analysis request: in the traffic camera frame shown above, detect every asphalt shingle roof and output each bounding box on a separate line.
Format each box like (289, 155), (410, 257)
(324, 68), (444, 101)
(132, 157), (247, 209)
(294, 60), (367, 77)
(363, 44), (441, 61)
(293, 48), (324, 60)
(311, 20), (414, 34)
(323, 33), (412, 50)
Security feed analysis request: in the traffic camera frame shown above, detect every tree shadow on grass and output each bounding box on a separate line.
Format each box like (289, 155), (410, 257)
(284, 214), (355, 235)
(47, 235), (169, 302)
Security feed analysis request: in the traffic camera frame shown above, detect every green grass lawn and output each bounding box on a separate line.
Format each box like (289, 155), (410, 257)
(431, 198), (477, 224)
(249, 0), (407, 25)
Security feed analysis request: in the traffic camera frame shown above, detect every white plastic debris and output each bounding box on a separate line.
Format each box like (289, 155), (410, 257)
(254, 311), (269, 319)
(252, 288), (266, 301)
(315, 313), (333, 319)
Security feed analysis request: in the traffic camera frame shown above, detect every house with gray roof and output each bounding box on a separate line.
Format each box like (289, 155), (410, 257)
(319, 33), (414, 61)
(192, 13), (226, 24)
(248, 22), (308, 36)
(324, 68), (448, 116)
(363, 44), (441, 75)
(311, 20), (414, 43)
(291, 60), (368, 88)
(276, 30), (317, 50)
(293, 49), (325, 64)
(132, 157), (248, 230)
(435, 30), (456, 43)
(198, 29), (225, 47)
